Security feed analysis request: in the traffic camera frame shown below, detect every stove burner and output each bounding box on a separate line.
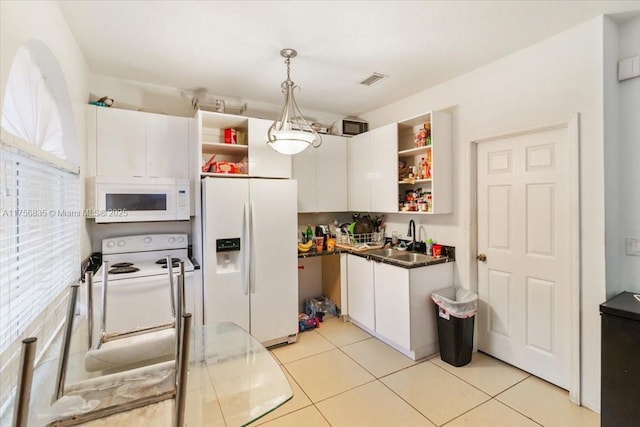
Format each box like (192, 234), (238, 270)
(155, 258), (182, 265)
(109, 266), (140, 274)
(111, 262), (134, 268)
(162, 262), (181, 269)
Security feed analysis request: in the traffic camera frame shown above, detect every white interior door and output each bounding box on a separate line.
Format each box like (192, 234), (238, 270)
(476, 126), (571, 389)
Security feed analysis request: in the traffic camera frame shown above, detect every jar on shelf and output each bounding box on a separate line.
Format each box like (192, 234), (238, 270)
(424, 123), (432, 146)
(414, 128), (426, 147)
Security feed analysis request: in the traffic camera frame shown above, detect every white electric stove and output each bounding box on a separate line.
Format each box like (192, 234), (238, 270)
(91, 234), (195, 336)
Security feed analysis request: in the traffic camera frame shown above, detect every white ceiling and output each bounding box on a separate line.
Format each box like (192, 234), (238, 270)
(58, 1), (640, 117)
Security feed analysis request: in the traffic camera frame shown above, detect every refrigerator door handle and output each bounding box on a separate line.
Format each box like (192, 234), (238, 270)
(242, 201), (250, 296)
(249, 201), (256, 294)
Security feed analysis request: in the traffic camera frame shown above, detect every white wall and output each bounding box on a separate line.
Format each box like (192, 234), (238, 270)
(617, 17), (640, 293)
(90, 74), (344, 128)
(361, 18), (606, 411)
(604, 18), (622, 299)
(0, 1), (92, 258)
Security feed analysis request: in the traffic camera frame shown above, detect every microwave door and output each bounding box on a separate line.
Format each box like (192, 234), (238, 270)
(96, 188), (177, 223)
(105, 193), (168, 211)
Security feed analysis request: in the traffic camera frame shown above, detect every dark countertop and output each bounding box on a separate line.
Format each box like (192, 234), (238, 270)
(297, 248), (344, 259)
(347, 249), (453, 269)
(298, 245), (454, 269)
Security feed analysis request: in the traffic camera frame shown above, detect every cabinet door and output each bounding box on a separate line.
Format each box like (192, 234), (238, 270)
(248, 118), (292, 178)
(347, 255), (375, 331)
(146, 114), (189, 178)
(370, 123), (398, 213)
(292, 142), (316, 212)
(316, 135), (347, 212)
(430, 111), (453, 214)
(374, 262), (411, 349)
(96, 107), (146, 177)
(348, 132), (371, 211)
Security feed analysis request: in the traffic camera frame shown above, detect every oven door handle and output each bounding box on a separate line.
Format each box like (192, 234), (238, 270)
(242, 201), (251, 296)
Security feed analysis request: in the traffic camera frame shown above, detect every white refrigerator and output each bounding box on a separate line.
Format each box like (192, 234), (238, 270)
(202, 177), (298, 346)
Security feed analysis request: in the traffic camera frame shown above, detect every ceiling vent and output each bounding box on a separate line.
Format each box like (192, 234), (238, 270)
(359, 72), (387, 86)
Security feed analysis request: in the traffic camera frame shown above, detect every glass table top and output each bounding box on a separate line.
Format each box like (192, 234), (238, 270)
(1, 317), (292, 427)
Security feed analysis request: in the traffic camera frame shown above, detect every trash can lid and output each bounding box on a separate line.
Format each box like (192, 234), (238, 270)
(600, 291), (640, 322)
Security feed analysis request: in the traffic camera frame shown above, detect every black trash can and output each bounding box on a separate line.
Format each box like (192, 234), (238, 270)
(600, 291), (640, 427)
(431, 287), (478, 367)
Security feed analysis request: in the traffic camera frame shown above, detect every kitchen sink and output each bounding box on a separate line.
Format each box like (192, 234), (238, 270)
(390, 252), (434, 264)
(365, 248), (436, 266)
(365, 248), (398, 258)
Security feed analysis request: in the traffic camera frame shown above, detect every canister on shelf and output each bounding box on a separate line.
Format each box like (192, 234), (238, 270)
(224, 128), (237, 144)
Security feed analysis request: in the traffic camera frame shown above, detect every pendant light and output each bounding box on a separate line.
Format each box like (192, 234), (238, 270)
(267, 49), (322, 155)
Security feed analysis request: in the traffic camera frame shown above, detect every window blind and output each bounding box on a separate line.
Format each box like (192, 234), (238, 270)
(0, 141), (79, 358)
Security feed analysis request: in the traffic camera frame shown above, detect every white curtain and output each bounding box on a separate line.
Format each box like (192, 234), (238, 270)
(1, 40), (79, 166)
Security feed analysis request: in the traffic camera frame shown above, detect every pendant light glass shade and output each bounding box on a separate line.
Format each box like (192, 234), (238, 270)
(267, 49), (322, 155)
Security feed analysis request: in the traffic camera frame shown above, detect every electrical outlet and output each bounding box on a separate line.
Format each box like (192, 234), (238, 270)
(625, 238), (640, 256)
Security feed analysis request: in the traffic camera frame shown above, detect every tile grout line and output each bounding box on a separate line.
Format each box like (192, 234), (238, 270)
(438, 397), (544, 427)
(265, 324), (374, 426)
(426, 359), (545, 426)
(425, 356), (520, 399)
(376, 377), (440, 426)
(492, 376), (546, 426)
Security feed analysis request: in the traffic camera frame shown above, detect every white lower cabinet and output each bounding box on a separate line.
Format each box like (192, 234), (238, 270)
(374, 262), (411, 350)
(347, 254), (454, 360)
(346, 254), (375, 331)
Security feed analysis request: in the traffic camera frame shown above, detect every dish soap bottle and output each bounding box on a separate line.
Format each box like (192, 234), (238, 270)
(426, 238), (434, 256)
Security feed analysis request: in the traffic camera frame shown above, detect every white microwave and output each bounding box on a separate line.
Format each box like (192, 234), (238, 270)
(87, 177), (190, 223)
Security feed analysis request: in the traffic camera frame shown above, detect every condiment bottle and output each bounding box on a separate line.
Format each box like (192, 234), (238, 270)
(421, 157), (428, 179)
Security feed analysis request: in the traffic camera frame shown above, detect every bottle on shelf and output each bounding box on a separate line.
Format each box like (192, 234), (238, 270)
(306, 224), (313, 242)
(424, 123), (432, 146)
(420, 157), (428, 179)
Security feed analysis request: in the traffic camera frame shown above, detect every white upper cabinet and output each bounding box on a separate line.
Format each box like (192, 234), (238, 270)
(91, 106), (189, 178)
(348, 131), (371, 212)
(292, 142), (315, 211)
(146, 113), (190, 178)
(248, 117), (291, 178)
(95, 107), (146, 177)
(348, 123), (397, 213)
(198, 111), (291, 179)
(370, 124), (398, 213)
(293, 134), (347, 213)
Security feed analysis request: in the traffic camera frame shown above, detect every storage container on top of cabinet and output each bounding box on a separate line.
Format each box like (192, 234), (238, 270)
(198, 110), (291, 179)
(397, 111), (452, 214)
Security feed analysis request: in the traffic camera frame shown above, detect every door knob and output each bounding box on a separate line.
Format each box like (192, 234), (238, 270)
(477, 253), (487, 262)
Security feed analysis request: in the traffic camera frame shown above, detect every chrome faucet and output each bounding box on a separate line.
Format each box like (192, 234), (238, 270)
(407, 220), (416, 252)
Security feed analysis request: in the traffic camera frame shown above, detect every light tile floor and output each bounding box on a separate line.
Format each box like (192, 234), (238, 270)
(258, 316), (599, 427)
